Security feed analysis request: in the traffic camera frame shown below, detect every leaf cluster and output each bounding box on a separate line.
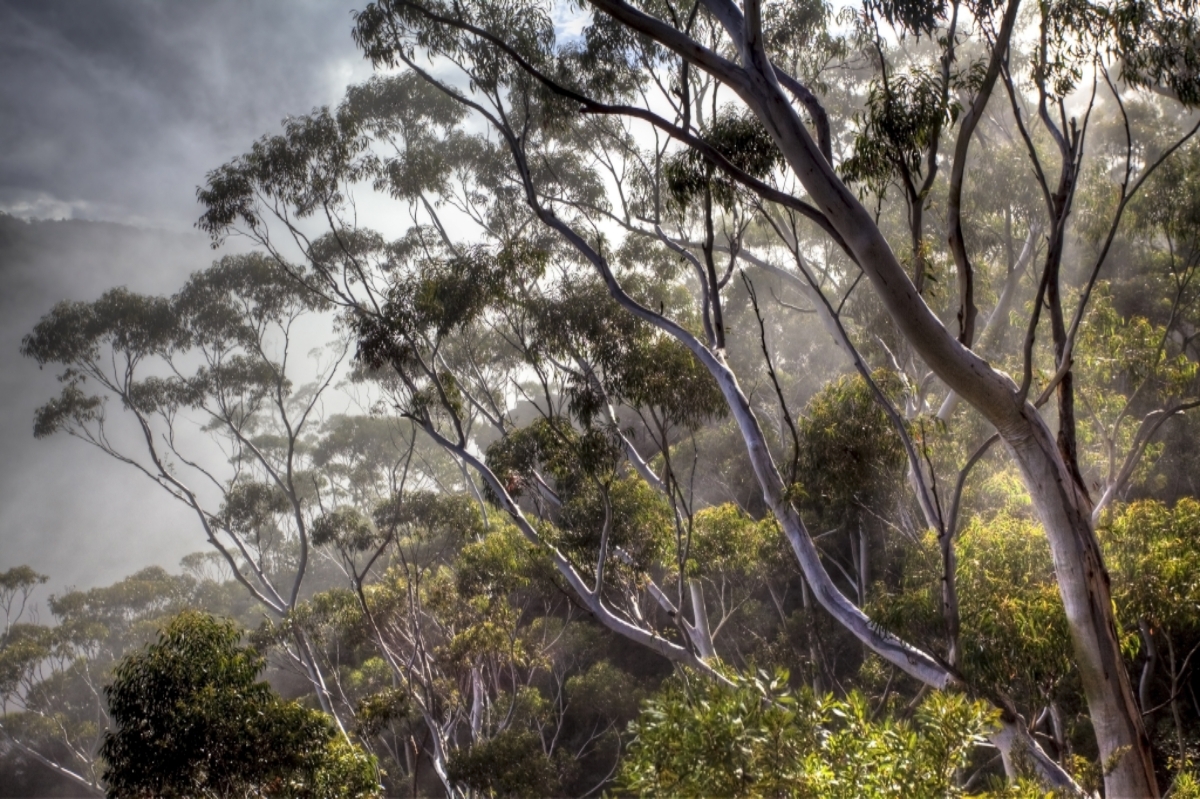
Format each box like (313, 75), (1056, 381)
(620, 669), (996, 798)
(101, 610), (378, 798)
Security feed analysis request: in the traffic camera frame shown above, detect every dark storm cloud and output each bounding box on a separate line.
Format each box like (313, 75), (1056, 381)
(0, 0), (370, 226)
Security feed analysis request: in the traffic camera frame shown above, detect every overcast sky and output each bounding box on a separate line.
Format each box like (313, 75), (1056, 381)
(0, 0), (374, 594)
(0, 0), (372, 227)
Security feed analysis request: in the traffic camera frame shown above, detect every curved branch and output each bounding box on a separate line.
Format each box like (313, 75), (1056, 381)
(417, 419), (704, 668)
(514, 156), (959, 688)
(1091, 399), (1200, 524)
(389, 0), (850, 253)
(0, 727), (103, 796)
(939, 223), (1040, 420)
(697, 0), (832, 163)
(947, 0), (1022, 347)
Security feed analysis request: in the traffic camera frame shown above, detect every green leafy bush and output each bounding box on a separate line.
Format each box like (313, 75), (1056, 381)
(620, 669), (996, 798)
(101, 610), (379, 798)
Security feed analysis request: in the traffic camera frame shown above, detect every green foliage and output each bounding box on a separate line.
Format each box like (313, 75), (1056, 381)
(21, 252), (330, 452)
(953, 516), (1074, 703)
(0, 562), (259, 792)
(526, 274), (724, 430)
(866, 0), (947, 36)
(353, 684), (411, 738)
(48, 566), (195, 644)
(1075, 285), (1199, 489)
(312, 506), (377, 551)
(0, 624), (53, 702)
(218, 481), (292, 539)
(373, 490), (485, 545)
(175, 253), (327, 346)
(1104, 499), (1200, 635)
(310, 415), (420, 503)
(1128, 144), (1200, 246)
(1111, 0), (1200, 106)
(665, 108), (783, 210)
(557, 475), (674, 571)
(355, 239), (547, 389)
(620, 669), (996, 798)
(841, 67), (960, 195)
(343, 73), (470, 200)
(554, 10), (648, 103)
(29, 383), (104, 439)
(101, 610), (378, 799)
(685, 504), (777, 577)
(795, 372), (906, 526)
(21, 287), (185, 438)
(485, 418), (673, 572)
(1169, 769), (1200, 797)
(565, 659), (645, 722)
(455, 520), (543, 599)
(880, 512), (1073, 710)
(1078, 286), (1196, 397)
(763, 0), (847, 90)
(0, 565), (47, 595)
(487, 418), (620, 497)
(21, 288), (180, 368)
(63, 0), (1200, 794)
(445, 728), (561, 798)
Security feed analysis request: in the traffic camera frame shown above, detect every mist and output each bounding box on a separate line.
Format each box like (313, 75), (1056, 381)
(0, 0), (371, 591)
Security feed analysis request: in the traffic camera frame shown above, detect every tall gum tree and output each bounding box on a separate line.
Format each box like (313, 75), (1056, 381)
(20, 255), (354, 728)
(193, 0), (1200, 794)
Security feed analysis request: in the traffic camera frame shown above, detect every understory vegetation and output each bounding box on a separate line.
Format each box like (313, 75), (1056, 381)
(5, 0), (1200, 795)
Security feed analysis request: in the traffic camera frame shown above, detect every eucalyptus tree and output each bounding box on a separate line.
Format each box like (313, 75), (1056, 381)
(299, 492), (646, 796)
(0, 565), (104, 795)
(202, 88), (732, 671)
(20, 232), (640, 794)
(101, 610), (378, 799)
(0, 565), (226, 796)
(1104, 500), (1200, 767)
(190, 0), (1200, 794)
(1074, 143), (1200, 520)
(21, 253), (355, 723)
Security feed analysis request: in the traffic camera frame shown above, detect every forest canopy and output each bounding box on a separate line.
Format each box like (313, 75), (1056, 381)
(5, 0), (1200, 796)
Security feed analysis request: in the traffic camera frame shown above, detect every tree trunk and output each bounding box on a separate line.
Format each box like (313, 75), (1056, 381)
(1139, 619), (1158, 728)
(799, 576), (824, 695)
(688, 579), (716, 659)
(1003, 412), (1157, 797)
(1168, 635), (1184, 762)
(857, 522), (869, 606)
(439, 0), (1151, 788)
(714, 48), (1159, 792)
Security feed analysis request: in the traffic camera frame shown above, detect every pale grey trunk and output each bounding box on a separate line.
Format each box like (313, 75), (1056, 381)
(857, 523), (869, 606)
(1051, 702), (1067, 760)
(294, 629), (347, 737)
(724, 36), (1157, 794)
(688, 579), (716, 658)
(470, 666), (484, 741)
(477, 2), (1101, 787)
(992, 716), (1081, 791)
(0, 733), (104, 797)
(1002, 412), (1156, 797)
(799, 576), (823, 695)
(420, 710), (460, 799)
(1139, 619), (1157, 719)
